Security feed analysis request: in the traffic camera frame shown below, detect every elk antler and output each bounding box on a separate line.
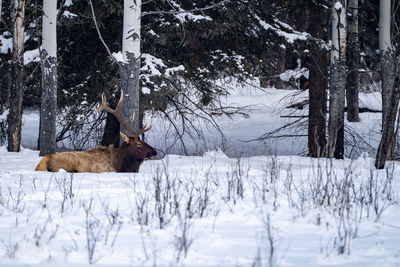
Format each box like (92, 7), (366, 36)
(94, 91), (153, 137)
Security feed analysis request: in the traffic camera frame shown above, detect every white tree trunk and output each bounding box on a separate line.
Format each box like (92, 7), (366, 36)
(42, 0), (57, 58)
(379, 0), (394, 132)
(120, 0), (142, 131)
(328, 0), (347, 159)
(39, 0), (57, 155)
(378, 0), (396, 161)
(379, 0), (391, 52)
(0, 0), (3, 23)
(330, 1), (347, 62)
(122, 0), (141, 62)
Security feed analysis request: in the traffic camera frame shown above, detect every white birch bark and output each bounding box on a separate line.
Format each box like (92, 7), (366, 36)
(330, 1), (347, 62)
(42, 0), (57, 58)
(379, 0), (394, 133)
(39, 0), (57, 155)
(120, 0), (142, 131)
(328, 0), (347, 159)
(378, 0), (396, 161)
(379, 0), (392, 52)
(0, 0), (3, 23)
(122, 0), (141, 63)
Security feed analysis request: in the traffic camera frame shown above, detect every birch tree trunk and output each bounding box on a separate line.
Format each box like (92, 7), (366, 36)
(0, 0), (2, 23)
(120, 0), (141, 133)
(379, 0), (393, 130)
(346, 0), (360, 122)
(328, 0), (347, 159)
(39, 0), (57, 156)
(7, 0), (25, 152)
(375, 0), (398, 168)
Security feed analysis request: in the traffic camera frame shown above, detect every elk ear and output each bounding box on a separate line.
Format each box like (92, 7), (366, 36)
(120, 131), (130, 143)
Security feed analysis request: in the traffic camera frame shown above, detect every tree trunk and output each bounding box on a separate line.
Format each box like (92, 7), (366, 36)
(307, 0), (329, 158)
(307, 45), (328, 157)
(120, 0), (141, 134)
(328, 62), (346, 159)
(101, 93), (121, 148)
(346, 0), (360, 122)
(39, 0), (57, 156)
(379, 0), (395, 159)
(7, 0), (25, 152)
(380, 0), (393, 127)
(327, 0), (347, 159)
(119, 57), (140, 130)
(0, 0), (2, 23)
(375, 71), (400, 169)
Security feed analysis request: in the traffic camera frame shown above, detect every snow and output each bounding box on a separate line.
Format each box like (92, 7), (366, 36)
(334, 2), (343, 11)
(168, 0), (212, 22)
(279, 67), (308, 82)
(64, 0), (73, 7)
(175, 12), (212, 23)
(112, 51), (124, 63)
(63, 10), (77, 18)
(24, 48), (40, 64)
(142, 53), (166, 76)
(1, 80), (398, 266)
(0, 146), (399, 266)
(0, 78), (385, 157)
(0, 32), (13, 54)
(253, 14), (309, 44)
(165, 65), (185, 77)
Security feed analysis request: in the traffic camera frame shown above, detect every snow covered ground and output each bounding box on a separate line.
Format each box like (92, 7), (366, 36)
(0, 147), (399, 266)
(0, 83), (398, 266)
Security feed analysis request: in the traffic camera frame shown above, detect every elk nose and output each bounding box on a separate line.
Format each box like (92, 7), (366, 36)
(146, 150), (157, 159)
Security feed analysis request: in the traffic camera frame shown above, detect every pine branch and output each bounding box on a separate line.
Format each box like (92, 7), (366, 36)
(142, 0), (228, 17)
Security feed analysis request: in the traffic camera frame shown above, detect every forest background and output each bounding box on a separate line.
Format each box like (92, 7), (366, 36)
(0, 0), (398, 168)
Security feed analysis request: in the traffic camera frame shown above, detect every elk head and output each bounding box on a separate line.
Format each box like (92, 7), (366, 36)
(94, 92), (157, 172)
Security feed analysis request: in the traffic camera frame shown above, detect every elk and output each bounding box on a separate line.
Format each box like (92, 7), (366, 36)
(35, 93), (157, 173)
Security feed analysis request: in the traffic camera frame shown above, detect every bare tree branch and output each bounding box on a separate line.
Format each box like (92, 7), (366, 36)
(88, 0), (118, 64)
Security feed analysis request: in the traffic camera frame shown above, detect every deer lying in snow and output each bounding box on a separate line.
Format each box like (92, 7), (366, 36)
(35, 93), (157, 173)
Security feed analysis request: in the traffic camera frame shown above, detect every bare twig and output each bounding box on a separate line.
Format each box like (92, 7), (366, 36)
(88, 0), (118, 64)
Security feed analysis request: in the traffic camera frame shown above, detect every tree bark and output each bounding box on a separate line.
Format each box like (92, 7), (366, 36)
(120, 0), (141, 134)
(101, 95), (121, 148)
(328, 62), (346, 159)
(119, 55), (140, 131)
(39, 0), (57, 156)
(378, 0), (395, 159)
(7, 0), (25, 152)
(327, 0), (347, 159)
(307, 43), (328, 157)
(379, 0), (393, 129)
(375, 70), (400, 169)
(0, 0), (2, 23)
(307, 1), (329, 158)
(346, 0), (360, 122)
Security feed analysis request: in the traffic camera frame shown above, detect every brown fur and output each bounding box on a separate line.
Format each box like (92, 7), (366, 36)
(35, 136), (157, 173)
